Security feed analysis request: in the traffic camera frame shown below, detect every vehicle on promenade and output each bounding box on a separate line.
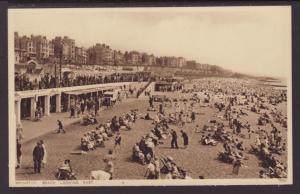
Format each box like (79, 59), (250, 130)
(103, 90), (121, 106)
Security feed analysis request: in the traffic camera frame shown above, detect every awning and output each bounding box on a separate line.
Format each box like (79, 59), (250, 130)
(63, 86), (116, 95)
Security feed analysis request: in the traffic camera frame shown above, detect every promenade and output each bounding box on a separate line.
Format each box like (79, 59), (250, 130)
(17, 81), (153, 143)
(20, 97), (144, 144)
(21, 112), (81, 144)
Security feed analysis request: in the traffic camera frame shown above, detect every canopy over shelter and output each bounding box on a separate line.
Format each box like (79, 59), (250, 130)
(63, 86), (116, 96)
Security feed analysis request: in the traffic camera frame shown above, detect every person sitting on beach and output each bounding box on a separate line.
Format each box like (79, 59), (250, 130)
(34, 109), (42, 121)
(194, 125), (202, 133)
(201, 134), (217, 146)
(95, 132), (105, 147)
(132, 142), (146, 164)
(56, 159), (76, 180)
(59, 159), (72, 173)
(145, 113), (152, 120)
(236, 141), (245, 151)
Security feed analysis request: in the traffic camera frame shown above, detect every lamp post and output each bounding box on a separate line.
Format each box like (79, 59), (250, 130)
(59, 52), (62, 86)
(54, 61), (57, 87)
(58, 41), (65, 87)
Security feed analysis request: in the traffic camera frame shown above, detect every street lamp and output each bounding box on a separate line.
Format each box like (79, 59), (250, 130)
(59, 52), (62, 86)
(54, 61), (57, 87)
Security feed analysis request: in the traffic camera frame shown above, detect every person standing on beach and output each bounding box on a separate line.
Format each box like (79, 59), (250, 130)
(232, 159), (242, 175)
(114, 132), (122, 150)
(191, 111), (196, 122)
(149, 96), (153, 108)
(159, 103), (163, 114)
(40, 140), (47, 168)
(16, 123), (24, 140)
(57, 120), (66, 133)
(16, 139), (22, 169)
(103, 150), (116, 180)
(171, 129), (179, 149)
(180, 130), (189, 149)
(95, 98), (100, 116)
(70, 105), (75, 118)
(80, 99), (85, 114)
(32, 142), (44, 173)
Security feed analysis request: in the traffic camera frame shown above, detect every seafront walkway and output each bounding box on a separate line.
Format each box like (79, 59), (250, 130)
(20, 97), (142, 144)
(21, 111), (81, 143)
(15, 82), (151, 143)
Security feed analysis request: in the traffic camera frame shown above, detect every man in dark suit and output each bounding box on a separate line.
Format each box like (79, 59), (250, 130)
(149, 96), (153, 108)
(159, 103), (163, 114)
(171, 129), (178, 149)
(33, 142), (44, 173)
(191, 111), (196, 122)
(180, 130), (189, 149)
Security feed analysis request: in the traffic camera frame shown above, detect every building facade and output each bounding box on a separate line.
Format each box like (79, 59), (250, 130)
(14, 32), (21, 63)
(16, 35), (37, 62)
(48, 40), (55, 63)
(62, 36), (76, 63)
(125, 51), (141, 66)
(14, 33), (58, 65)
(166, 57), (178, 68)
(185, 60), (197, 69)
(14, 32), (56, 64)
(113, 50), (125, 66)
(141, 53), (156, 66)
(87, 43), (114, 65)
(52, 36), (76, 64)
(33, 36), (51, 63)
(177, 57), (186, 68)
(13, 32), (222, 73)
(75, 46), (87, 65)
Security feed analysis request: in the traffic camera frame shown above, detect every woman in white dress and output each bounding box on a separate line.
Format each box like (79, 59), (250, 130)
(40, 140), (47, 167)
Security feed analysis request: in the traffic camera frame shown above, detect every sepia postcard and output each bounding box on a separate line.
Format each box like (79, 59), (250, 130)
(8, 6), (292, 187)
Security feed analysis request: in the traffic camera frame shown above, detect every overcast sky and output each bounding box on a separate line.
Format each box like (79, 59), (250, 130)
(8, 6), (291, 78)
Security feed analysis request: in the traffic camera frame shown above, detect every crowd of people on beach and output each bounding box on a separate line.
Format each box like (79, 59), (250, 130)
(131, 117), (191, 179)
(15, 77), (288, 180)
(188, 78), (288, 177)
(131, 77), (288, 179)
(80, 109), (138, 153)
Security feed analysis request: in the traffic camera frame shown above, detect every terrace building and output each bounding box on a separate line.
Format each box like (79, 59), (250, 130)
(14, 32), (56, 64)
(141, 53), (156, 66)
(14, 32), (21, 63)
(165, 56), (178, 68)
(87, 43), (114, 65)
(185, 60), (197, 69)
(26, 35), (37, 60)
(177, 57), (186, 68)
(48, 40), (55, 63)
(33, 35), (51, 64)
(113, 50), (125, 66)
(155, 57), (166, 67)
(126, 51), (142, 66)
(75, 46), (87, 65)
(52, 36), (76, 64)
